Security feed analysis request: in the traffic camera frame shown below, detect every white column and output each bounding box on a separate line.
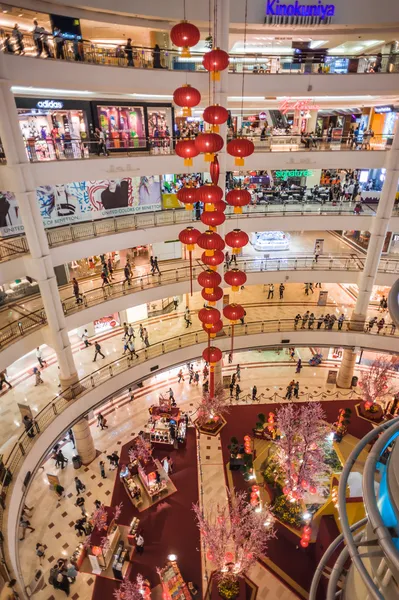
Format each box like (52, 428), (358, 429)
(305, 110), (318, 133)
(338, 121), (399, 386)
(0, 82), (78, 387)
(72, 418), (96, 465)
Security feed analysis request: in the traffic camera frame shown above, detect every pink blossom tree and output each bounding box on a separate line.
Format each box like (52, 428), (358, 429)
(193, 488), (275, 590)
(113, 574), (145, 600)
(113, 502), (123, 523)
(359, 355), (399, 408)
(274, 402), (329, 499)
(197, 384), (229, 426)
(91, 504), (108, 531)
(128, 435), (153, 464)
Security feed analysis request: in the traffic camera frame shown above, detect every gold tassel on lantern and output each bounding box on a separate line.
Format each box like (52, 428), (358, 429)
(235, 157), (244, 166)
(233, 206), (243, 214)
(211, 124), (220, 133)
(181, 46), (191, 58)
(211, 71), (220, 81)
(204, 152), (214, 162)
(182, 107), (192, 117)
(184, 157), (193, 166)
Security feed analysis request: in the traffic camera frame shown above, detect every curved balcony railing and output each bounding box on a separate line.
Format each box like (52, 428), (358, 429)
(20, 132), (392, 163)
(0, 237), (29, 263)
(2, 254), (399, 351)
(1, 29), (399, 75)
(45, 205), (377, 248)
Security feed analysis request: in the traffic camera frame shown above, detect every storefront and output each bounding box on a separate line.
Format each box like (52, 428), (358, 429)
(94, 102), (174, 152)
(15, 97), (93, 161)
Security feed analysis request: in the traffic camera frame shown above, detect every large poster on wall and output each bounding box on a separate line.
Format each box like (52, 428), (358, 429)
(0, 191), (24, 238)
(36, 176), (162, 228)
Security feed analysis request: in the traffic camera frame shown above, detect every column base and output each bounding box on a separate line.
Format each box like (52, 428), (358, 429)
(348, 312), (366, 332)
(59, 372), (86, 399)
(72, 418), (96, 465)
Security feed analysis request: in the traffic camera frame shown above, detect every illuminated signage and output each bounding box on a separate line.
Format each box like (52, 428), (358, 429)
(259, 111), (267, 120)
(36, 100), (64, 109)
(374, 105), (393, 114)
(275, 169), (314, 180)
(266, 1), (335, 18)
(279, 99), (320, 115)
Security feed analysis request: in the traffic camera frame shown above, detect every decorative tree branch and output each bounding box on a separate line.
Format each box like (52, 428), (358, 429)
(193, 488), (275, 583)
(359, 355), (399, 406)
(113, 574), (145, 600)
(91, 504), (108, 531)
(274, 402), (330, 499)
(128, 435), (153, 464)
(197, 383), (230, 426)
(113, 502), (123, 523)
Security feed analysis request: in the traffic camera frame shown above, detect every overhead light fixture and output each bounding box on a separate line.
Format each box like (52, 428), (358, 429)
(167, 554), (177, 561)
(228, 96), (265, 101)
(11, 86), (94, 95)
(130, 93), (173, 99)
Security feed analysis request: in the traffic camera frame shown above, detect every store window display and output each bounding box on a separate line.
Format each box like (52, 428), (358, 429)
(147, 107), (173, 154)
(97, 105), (146, 150)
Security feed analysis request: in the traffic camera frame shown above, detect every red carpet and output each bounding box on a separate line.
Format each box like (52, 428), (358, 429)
(92, 429), (201, 599)
(219, 400), (372, 598)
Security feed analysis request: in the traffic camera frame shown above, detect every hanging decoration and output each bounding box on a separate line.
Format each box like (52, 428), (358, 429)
(200, 210), (225, 230)
(225, 229), (249, 255)
(224, 268), (247, 291)
(197, 230), (225, 256)
(203, 104), (229, 133)
(227, 138), (255, 166)
(202, 345), (223, 397)
(173, 84), (201, 117)
(202, 47), (229, 81)
(195, 132), (224, 161)
(197, 184), (224, 208)
(204, 319), (224, 338)
(210, 155), (220, 185)
(225, 188), (251, 214)
(201, 249), (225, 271)
(170, 21), (200, 57)
(175, 139), (199, 166)
(223, 303), (245, 358)
(177, 185), (198, 210)
(178, 226), (201, 296)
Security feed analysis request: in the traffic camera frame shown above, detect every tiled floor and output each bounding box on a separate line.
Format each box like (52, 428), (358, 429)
(0, 279), (391, 453)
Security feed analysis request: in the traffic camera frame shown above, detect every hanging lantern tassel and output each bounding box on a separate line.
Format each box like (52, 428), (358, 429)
(184, 157), (193, 166)
(235, 156), (244, 166)
(211, 70), (220, 81)
(178, 227), (200, 297)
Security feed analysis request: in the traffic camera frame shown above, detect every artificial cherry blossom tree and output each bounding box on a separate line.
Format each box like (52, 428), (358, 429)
(273, 402), (329, 499)
(128, 435), (153, 464)
(193, 488), (275, 590)
(197, 383), (229, 426)
(91, 503), (108, 531)
(113, 502), (123, 522)
(359, 355), (399, 409)
(113, 574), (146, 600)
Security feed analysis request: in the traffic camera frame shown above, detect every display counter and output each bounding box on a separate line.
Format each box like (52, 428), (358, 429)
(251, 231), (291, 252)
(158, 559), (191, 600)
(138, 458), (168, 500)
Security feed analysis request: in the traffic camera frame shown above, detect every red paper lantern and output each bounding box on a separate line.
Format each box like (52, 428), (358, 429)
(252, 485), (260, 492)
(225, 229), (249, 254)
(177, 186), (198, 210)
(202, 287), (223, 304)
(224, 552), (234, 563)
(203, 319), (223, 338)
(303, 525), (312, 534)
(203, 105), (229, 133)
(224, 269), (247, 292)
(282, 486), (290, 496)
(223, 303), (245, 323)
(207, 550), (214, 561)
(300, 539), (309, 548)
(201, 249), (225, 270)
(250, 492), (258, 500)
(200, 210), (225, 229)
(302, 532), (311, 541)
(309, 485), (317, 494)
(244, 435), (251, 442)
(198, 307), (221, 329)
(178, 226), (200, 250)
(213, 200), (227, 212)
(195, 133), (224, 161)
(250, 497), (258, 506)
(227, 138), (255, 166)
(226, 189), (251, 214)
(198, 269), (222, 291)
(210, 155), (220, 185)
(175, 140), (199, 167)
(203, 48), (229, 80)
(173, 84), (201, 117)
(197, 230), (225, 256)
(301, 480), (309, 489)
(202, 345), (223, 364)
(170, 21), (200, 57)
(197, 184), (224, 206)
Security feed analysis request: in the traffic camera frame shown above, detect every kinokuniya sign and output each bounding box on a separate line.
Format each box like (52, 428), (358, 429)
(266, 1), (335, 19)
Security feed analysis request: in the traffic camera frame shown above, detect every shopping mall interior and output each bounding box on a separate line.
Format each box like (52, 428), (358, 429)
(0, 1), (399, 599)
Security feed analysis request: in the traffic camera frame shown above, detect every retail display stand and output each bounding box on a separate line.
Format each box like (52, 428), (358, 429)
(158, 559), (191, 600)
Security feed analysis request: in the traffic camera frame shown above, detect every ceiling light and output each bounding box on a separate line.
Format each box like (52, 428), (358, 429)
(130, 94), (173, 99)
(11, 86), (94, 95)
(167, 554), (177, 561)
(228, 96), (265, 101)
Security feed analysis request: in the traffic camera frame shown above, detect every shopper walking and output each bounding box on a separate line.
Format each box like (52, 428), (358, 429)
(36, 347), (47, 368)
(252, 385), (257, 402)
(81, 329), (91, 347)
(12, 24), (25, 54)
(377, 318), (385, 334)
(127, 340), (138, 359)
(285, 383), (293, 400)
(72, 278), (83, 304)
(93, 341), (105, 361)
(229, 380), (235, 399)
(95, 128), (109, 156)
(0, 370), (12, 389)
(99, 461), (106, 479)
(34, 367), (44, 386)
(301, 311), (309, 328)
(293, 381), (300, 399)
(125, 38), (134, 67)
(32, 19), (44, 56)
(236, 364), (241, 382)
(139, 324), (144, 340)
(235, 383), (241, 402)
(56, 450), (68, 469)
(173, 296), (179, 310)
(101, 271), (112, 290)
(178, 369), (184, 382)
(127, 324), (135, 341)
(23, 415), (35, 438)
(338, 314), (345, 330)
(53, 27), (65, 59)
(36, 543), (45, 564)
(19, 516), (35, 540)
(279, 283), (285, 299)
(75, 496), (86, 517)
(267, 283), (274, 299)
(98, 414), (108, 430)
(184, 306), (192, 328)
(294, 314), (301, 329)
(308, 313), (315, 329)
(153, 257), (161, 274)
(74, 477), (86, 495)
(317, 315), (324, 329)
(143, 329), (150, 347)
(314, 243), (321, 263)
(295, 359), (302, 374)
(122, 263), (131, 287)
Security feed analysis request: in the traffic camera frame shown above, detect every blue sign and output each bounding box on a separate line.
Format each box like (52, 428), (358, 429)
(266, 1), (335, 18)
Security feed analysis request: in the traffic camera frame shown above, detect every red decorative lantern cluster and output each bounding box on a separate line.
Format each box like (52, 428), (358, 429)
(195, 132), (224, 162)
(173, 84), (201, 117)
(224, 268), (246, 292)
(201, 210), (225, 230)
(178, 226), (200, 296)
(267, 411), (275, 433)
(227, 138), (255, 166)
(201, 249), (224, 271)
(175, 140), (199, 167)
(203, 47), (229, 81)
(197, 230), (225, 256)
(197, 184), (224, 208)
(300, 525), (312, 549)
(202, 345), (223, 397)
(226, 188), (251, 214)
(250, 483), (260, 508)
(225, 229), (249, 255)
(244, 435), (252, 455)
(203, 104), (229, 133)
(170, 20), (200, 57)
(177, 185), (197, 210)
(223, 303), (245, 358)
(198, 269), (223, 306)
